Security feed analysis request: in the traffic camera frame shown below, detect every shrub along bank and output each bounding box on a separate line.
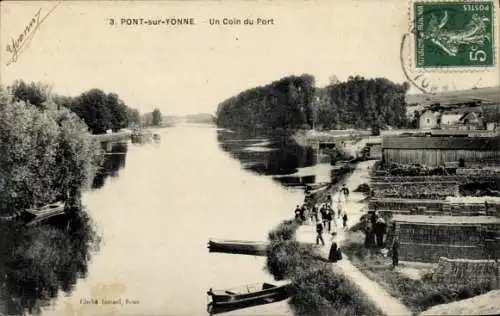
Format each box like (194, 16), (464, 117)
(266, 220), (385, 316)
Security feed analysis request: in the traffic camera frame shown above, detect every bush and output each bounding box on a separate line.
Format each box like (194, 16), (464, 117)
(0, 87), (101, 215)
(268, 220), (299, 242)
(354, 183), (371, 194)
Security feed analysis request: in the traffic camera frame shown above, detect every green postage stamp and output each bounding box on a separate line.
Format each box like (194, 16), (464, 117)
(412, 1), (495, 68)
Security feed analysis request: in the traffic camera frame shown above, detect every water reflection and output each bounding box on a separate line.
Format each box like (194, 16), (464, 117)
(92, 141), (128, 189)
(0, 209), (100, 315)
(216, 130), (317, 187)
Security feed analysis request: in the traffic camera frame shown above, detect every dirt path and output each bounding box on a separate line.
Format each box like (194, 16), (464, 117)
(297, 160), (413, 316)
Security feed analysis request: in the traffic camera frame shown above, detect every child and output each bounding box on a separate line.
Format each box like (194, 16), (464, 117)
(316, 222), (325, 246)
(342, 213), (348, 230)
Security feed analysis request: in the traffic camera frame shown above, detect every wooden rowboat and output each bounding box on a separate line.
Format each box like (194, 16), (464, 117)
(206, 282), (292, 314)
(207, 239), (268, 256)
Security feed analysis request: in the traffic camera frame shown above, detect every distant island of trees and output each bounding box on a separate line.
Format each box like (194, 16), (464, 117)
(215, 74), (411, 132)
(184, 113), (215, 124)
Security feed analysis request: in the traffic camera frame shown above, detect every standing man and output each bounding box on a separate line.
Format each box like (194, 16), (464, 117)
(375, 217), (387, 247)
(294, 205), (301, 220)
(321, 205), (329, 232)
(341, 184), (350, 202)
(311, 204), (318, 223)
(329, 205), (337, 228)
(300, 204), (308, 223)
(316, 221), (325, 246)
(326, 194), (333, 207)
(391, 237), (400, 268)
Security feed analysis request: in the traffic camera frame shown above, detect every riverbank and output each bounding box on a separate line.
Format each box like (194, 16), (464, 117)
(264, 160), (399, 315)
(336, 162), (496, 315)
(292, 160), (413, 316)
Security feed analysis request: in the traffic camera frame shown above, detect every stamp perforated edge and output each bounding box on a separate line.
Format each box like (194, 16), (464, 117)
(406, 0), (499, 73)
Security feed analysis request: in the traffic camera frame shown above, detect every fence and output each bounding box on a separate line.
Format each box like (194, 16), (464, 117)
(432, 257), (499, 287)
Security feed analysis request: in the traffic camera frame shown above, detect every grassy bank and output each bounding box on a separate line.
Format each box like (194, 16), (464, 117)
(266, 220), (385, 316)
(342, 229), (494, 315)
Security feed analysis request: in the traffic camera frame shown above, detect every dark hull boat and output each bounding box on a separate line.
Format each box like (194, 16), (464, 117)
(206, 282), (293, 314)
(207, 239), (268, 256)
(0, 201), (65, 226)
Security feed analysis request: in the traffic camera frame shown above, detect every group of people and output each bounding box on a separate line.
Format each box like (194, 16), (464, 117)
(297, 181), (401, 267)
(363, 209), (387, 248)
(295, 193), (350, 242)
(309, 185), (351, 249)
(363, 209), (400, 267)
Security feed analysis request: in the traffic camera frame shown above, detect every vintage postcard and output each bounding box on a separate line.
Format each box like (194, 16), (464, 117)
(1, 1), (499, 316)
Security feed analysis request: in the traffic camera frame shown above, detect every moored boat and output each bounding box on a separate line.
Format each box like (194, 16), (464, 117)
(207, 239), (268, 256)
(206, 282), (293, 314)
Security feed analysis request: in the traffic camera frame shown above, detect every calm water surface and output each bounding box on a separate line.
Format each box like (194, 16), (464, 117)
(35, 124), (330, 316)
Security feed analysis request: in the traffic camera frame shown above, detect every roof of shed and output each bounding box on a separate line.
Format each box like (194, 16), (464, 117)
(392, 214), (500, 225)
(382, 136), (499, 150)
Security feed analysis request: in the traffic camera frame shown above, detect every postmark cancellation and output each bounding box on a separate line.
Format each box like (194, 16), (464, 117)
(408, 0), (498, 71)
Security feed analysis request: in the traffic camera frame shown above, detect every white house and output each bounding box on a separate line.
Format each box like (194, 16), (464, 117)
(419, 110), (439, 129)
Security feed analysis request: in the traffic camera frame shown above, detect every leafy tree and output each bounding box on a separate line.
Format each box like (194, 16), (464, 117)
(127, 108), (141, 126)
(152, 108), (162, 126)
(106, 93), (129, 131)
(0, 86), (101, 215)
(69, 89), (132, 134)
(70, 89), (112, 134)
(10, 80), (51, 109)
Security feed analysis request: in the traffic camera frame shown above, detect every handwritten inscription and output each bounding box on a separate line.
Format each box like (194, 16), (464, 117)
(5, 2), (61, 66)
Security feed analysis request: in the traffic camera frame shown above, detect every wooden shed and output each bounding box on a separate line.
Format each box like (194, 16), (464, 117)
(382, 136), (500, 167)
(389, 214), (500, 262)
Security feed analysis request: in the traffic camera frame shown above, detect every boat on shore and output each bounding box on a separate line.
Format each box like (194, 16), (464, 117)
(207, 239), (268, 256)
(24, 201), (66, 226)
(206, 282), (293, 314)
(0, 201), (65, 226)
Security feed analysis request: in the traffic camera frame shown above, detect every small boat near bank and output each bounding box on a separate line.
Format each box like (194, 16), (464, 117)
(207, 239), (268, 256)
(206, 282), (293, 314)
(0, 201), (66, 226)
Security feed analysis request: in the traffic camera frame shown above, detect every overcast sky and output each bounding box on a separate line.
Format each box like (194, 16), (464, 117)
(1, 1), (499, 115)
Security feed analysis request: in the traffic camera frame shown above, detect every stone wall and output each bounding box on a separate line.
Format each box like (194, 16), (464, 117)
(432, 257), (499, 287)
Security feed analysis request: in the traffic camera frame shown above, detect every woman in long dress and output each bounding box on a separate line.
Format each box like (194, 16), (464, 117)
(328, 242), (339, 262)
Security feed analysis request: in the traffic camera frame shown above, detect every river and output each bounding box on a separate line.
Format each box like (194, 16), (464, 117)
(3, 124), (336, 316)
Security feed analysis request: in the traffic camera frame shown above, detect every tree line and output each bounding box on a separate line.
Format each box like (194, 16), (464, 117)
(215, 75), (411, 132)
(216, 74), (315, 130)
(9, 80), (141, 134)
(0, 82), (102, 315)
